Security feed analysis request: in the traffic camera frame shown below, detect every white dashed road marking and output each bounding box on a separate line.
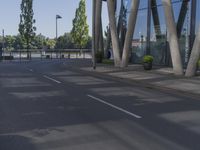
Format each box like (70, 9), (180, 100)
(87, 94), (142, 119)
(43, 75), (61, 84)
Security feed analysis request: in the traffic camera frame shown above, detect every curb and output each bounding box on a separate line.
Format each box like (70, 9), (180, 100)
(78, 67), (200, 100)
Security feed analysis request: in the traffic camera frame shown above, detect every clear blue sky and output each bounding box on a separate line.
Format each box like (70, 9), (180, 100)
(0, 0), (199, 38)
(0, 0), (109, 38)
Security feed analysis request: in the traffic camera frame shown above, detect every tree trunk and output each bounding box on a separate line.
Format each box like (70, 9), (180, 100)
(107, 0), (121, 67)
(185, 25), (200, 77)
(121, 0), (140, 67)
(162, 0), (184, 75)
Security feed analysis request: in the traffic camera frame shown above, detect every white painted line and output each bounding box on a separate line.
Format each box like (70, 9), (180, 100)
(43, 75), (61, 84)
(87, 95), (142, 119)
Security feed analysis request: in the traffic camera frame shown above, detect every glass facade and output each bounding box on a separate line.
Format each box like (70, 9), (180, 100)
(115, 0), (200, 66)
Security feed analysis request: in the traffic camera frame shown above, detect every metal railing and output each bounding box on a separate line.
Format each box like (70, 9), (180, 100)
(1, 49), (92, 61)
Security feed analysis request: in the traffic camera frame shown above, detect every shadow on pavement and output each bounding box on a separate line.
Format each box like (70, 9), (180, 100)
(0, 135), (36, 150)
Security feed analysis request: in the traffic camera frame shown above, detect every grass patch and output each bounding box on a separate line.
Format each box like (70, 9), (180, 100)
(102, 59), (114, 65)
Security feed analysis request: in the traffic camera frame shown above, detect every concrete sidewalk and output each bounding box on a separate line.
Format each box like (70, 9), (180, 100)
(82, 64), (200, 95)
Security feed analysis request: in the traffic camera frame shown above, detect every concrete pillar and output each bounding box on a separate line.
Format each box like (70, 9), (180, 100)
(151, 0), (161, 40)
(107, 0), (121, 67)
(121, 0), (140, 67)
(189, 0), (197, 56)
(99, 19), (104, 54)
(176, 0), (189, 39)
(95, 0), (102, 52)
(162, 0), (183, 75)
(146, 0), (151, 55)
(185, 25), (200, 77)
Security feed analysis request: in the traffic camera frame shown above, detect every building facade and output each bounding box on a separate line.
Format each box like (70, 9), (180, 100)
(114, 0), (199, 65)
(93, 0), (200, 76)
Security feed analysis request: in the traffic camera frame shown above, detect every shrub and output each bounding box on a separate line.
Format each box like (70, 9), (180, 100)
(102, 59), (114, 65)
(143, 55), (154, 63)
(198, 59), (200, 67)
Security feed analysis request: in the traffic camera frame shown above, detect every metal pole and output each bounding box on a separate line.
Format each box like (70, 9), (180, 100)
(92, 0), (96, 69)
(56, 15), (62, 58)
(2, 29), (5, 59)
(189, 0), (197, 56)
(56, 17), (58, 40)
(146, 0), (151, 55)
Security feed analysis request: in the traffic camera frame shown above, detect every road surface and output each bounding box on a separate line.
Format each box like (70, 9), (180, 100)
(0, 59), (200, 150)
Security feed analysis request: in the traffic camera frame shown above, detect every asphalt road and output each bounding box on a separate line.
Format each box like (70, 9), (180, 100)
(0, 59), (200, 150)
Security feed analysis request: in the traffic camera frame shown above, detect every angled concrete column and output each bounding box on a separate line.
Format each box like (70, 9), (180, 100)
(99, 19), (104, 54)
(121, 0), (140, 67)
(189, 0), (197, 56)
(151, 0), (161, 40)
(117, 0), (124, 36)
(95, 0), (102, 52)
(107, 0), (121, 67)
(176, 0), (189, 39)
(146, 0), (151, 55)
(185, 25), (200, 77)
(162, 0), (183, 75)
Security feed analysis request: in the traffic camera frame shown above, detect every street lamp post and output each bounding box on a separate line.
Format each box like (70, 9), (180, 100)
(92, 0), (96, 70)
(0, 29), (5, 61)
(56, 15), (62, 40)
(56, 15), (62, 58)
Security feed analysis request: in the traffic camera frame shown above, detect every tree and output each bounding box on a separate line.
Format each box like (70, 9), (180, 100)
(32, 34), (46, 49)
(13, 34), (26, 49)
(19, 0), (36, 57)
(5, 36), (16, 51)
(71, 0), (89, 49)
(45, 38), (56, 49)
(55, 33), (75, 49)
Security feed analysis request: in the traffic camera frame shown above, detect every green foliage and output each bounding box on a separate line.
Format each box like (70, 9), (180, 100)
(198, 59), (200, 67)
(32, 34), (46, 49)
(0, 32), (92, 51)
(143, 55), (154, 63)
(55, 33), (75, 49)
(102, 59), (114, 65)
(45, 38), (56, 49)
(14, 34), (26, 49)
(0, 34), (56, 51)
(19, 0), (36, 49)
(71, 0), (89, 49)
(4, 35), (15, 51)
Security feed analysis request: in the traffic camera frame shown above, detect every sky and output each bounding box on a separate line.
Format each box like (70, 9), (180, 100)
(0, 0), (199, 39)
(0, 0), (109, 38)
